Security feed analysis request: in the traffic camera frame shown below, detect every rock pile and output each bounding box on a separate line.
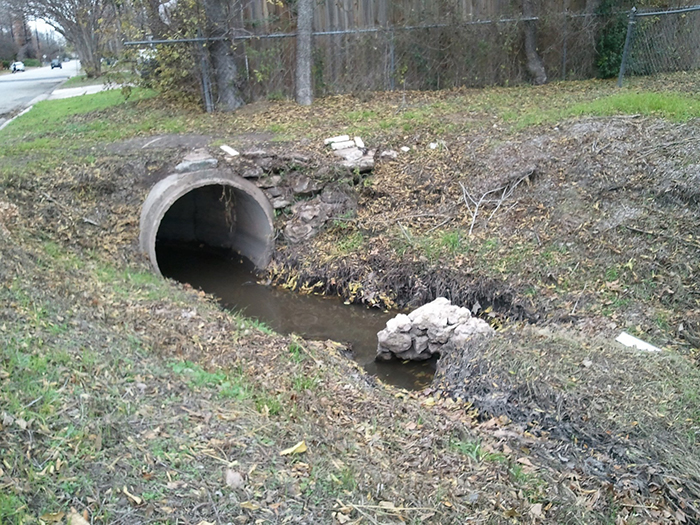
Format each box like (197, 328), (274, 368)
(376, 297), (494, 361)
(324, 135), (374, 173)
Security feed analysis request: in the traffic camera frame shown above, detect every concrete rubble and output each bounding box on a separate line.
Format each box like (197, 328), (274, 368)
(325, 135), (375, 173)
(174, 149), (219, 173)
(377, 297), (494, 361)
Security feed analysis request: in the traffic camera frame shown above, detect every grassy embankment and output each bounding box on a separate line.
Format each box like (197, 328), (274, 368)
(1, 74), (699, 523)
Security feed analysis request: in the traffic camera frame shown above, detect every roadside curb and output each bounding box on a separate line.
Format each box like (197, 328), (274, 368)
(0, 73), (104, 133)
(0, 106), (33, 132)
(0, 76), (68, 133)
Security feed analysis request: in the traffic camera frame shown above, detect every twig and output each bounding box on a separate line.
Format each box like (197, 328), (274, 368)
(425, 216), (454, 234)
(625, 225), (700, 250)
(469, 186), (504, 236)
(201, 474), (222, 524)
(458, 181), (474, 217)
(290, 334), (323, 366)
(350, 503), (436, 511)
(397, 221), (414, 246)
(353, 505), (380, 525)
(486, 169), (533, 225)
(571, 283), (588, 316)
(373, 213), (452, 225)
(486, 185), (509, 224)
(24, 396), (43, 409)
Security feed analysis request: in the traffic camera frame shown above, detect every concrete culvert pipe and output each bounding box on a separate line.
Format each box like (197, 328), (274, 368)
(139, 169), (275, 275)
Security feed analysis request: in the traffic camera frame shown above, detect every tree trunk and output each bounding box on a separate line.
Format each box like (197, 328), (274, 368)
(295, 0), (313, 105)
(522, 0), (547, 85)
(202, 0), (244, 111)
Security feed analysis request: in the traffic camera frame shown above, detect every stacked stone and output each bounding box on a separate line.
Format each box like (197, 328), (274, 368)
(376, 297), (493, 361)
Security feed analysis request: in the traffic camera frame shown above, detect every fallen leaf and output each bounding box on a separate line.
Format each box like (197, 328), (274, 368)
(378, 501), (396, 510)
(240, 501), (261, 511)
(196, 521), (215, 525)
(39, 512), (65, 523)
(67, 508), (89, 525)
(280, 440), (307, 456)
(530, 503), (543, 517)
(123, 485), (142, 505)
(517, 457), (535, 469)
(225, 469), (245, 489)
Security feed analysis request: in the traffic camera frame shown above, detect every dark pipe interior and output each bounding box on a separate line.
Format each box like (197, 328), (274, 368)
(156, 184), (271, 268)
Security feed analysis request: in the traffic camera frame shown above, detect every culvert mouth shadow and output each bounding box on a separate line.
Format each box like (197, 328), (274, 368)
(139, 169), (275, 275)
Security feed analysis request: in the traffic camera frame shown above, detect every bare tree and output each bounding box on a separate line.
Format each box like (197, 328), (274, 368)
(522, 0), (547, 85)
(201, 0), (244, 110)
(22, 0), (117, 76)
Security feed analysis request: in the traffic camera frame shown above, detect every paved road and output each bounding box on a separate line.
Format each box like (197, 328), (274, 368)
(0, 60), (81, 118)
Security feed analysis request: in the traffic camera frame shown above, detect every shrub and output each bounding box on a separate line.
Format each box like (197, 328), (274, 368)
(595, 0), (629, 78)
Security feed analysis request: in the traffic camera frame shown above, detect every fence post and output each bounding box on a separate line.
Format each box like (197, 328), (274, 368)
(561, 9), (568, 80)
(389, 29), (395, 91)
(295, 0), (313, 105)
(617, 6), (637, 87)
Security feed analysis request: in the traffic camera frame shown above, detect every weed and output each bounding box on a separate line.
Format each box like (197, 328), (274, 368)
(292, 373), (320, 392)
(448, 436), (505, 463)
(0, 493), (27, 524)
(336, 231), (364, 254)
(288, 341), (306, 363)
(255, 393), (283, 416)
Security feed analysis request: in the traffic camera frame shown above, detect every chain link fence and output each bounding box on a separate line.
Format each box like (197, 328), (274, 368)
(618, 5), (700, 86)
(124, 4), (700, 111)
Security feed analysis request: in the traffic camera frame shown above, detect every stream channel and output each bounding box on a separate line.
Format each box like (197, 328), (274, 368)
(157, 245), (436, 390)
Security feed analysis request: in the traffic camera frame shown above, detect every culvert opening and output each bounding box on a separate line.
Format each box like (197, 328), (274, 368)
(154, 184), (268, 268)
(139, 169), (275, 275)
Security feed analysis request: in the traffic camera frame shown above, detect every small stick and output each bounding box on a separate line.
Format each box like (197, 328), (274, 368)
(571, 283), (588, 315)
(426, 216), (454, 234)
(397, 221), (414, 246)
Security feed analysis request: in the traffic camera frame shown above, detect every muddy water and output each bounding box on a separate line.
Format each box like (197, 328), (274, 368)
(156, 245), (435, 390)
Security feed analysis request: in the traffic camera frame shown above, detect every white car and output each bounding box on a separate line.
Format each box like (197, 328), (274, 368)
(11, 61), (25, 73)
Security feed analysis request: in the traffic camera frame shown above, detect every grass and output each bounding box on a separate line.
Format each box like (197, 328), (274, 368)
(0, 88), (187, 179)
(61, 74), (106, 88)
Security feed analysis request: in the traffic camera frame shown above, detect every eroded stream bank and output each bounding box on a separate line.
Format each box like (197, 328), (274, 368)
(156, 244), (437, 389)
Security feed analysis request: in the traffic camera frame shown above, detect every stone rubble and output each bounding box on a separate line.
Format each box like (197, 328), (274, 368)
(325, 135), (375, 173)
(376, 297), (494, 361)
(171, 137), (387, 244)
(174, 149), (218, 173)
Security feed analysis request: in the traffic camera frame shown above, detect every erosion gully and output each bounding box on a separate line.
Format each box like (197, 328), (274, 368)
(157, 245), (435, 390)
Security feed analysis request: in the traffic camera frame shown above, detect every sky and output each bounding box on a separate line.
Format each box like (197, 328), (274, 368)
(28, 18), (63, 41)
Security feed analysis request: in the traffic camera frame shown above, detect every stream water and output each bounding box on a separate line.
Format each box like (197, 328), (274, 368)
(156, 245), (436, 390)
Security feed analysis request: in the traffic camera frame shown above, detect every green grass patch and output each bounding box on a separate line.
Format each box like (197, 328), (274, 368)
(170, 360), (251, 400)
(567, 91), (700, 121)
(61, 74), (106, 88)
